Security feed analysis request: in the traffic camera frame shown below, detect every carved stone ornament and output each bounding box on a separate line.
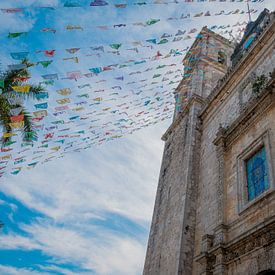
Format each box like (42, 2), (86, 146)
(224, 223), (275, 263)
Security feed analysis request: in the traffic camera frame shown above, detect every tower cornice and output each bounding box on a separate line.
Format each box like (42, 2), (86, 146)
(199, 14), (275, 121)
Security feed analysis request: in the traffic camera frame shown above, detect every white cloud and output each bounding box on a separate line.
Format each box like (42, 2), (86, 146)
(1, 122), (168, 224)
(0, 222), (147, 274)
(0, 1), (274, 274)
(0, 234), (40, 250)
(0, 265), (51, 275)
(0, 122), (168, 274)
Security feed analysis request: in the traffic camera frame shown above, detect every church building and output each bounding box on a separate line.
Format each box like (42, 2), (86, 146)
(144, 9), (275, 275)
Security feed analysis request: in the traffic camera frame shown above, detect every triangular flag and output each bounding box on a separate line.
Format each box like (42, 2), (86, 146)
(146, 19), (160, 26)
(90, 0), (108, 6)
(12, 85), (30, 93)
(38, 60), (53, 68)
(146, 39), (157, 44)
(66, 48), (80, 54)
(109, 43), (122, 50)
(8, 32), (26, 38)
(158, 39), (168, 44)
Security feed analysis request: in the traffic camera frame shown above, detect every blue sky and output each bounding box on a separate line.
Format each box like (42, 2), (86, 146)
(0, 0), (274, 274)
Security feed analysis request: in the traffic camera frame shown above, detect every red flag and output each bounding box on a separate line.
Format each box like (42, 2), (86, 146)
(45, 133), (54, 139)
(10, 114), (24, 122)
(44, 50), (55, 57)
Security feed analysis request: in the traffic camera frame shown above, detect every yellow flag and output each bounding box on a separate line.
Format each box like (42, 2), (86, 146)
(93, 97), (102, 102)
(33, 110), (48, 117)
(3, 133), (16, 138)
(56, 88), (71, 96)
(56, 98), (70, 104)
(1, 154), (12, 160)
(51, 146), (61, 151)
(66, 25), (83, 31)
(12, 85), (31, 93)
(63, 57), (79, 63)
(72, 107), (84, 112)
(9, 121), (24, 128)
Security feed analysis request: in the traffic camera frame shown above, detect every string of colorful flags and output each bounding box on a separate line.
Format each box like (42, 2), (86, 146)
(5, 8), (251, 37)
(6, 24), (246, 76)
(0, 0), (256, 177)
(0, 0), (265, 12)
(0, 31), (239, 177)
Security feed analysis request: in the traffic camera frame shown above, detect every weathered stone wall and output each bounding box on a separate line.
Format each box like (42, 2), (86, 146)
(143, 112), (190, 275)
(193, 17), (275, 275)
(144, 99), (204, 275)
(227, 243), (275, 275)
(225, 106), (275, 228)
(144, 14), (275, 275)
(144, 28), (235, 275)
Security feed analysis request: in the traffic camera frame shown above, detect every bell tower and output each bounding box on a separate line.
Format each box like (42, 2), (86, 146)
(143, 27), (234, 275)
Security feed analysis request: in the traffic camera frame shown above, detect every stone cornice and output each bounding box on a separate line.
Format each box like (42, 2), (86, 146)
(200, 13), (275, 121)
(195, 216), (275, 267)
(214, 216), (275, 264)
(162, 95), (204, 141)
(182, 27), (233, 64)
(219, 76), (274, 151)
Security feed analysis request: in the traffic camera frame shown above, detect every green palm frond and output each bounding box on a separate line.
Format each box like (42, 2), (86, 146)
(0, 59), (42, 147)
(0, 96), (12, 146)
(3, 84), (45, 101)
(20, 109), (38, 143)
(27, 84), (45, 100)
(1, 59), (44, 100)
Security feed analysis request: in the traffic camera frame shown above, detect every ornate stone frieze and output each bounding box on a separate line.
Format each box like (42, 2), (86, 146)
(224, 221), (275, 263)
(200, 14), (275, 120)
(196, 220), (275, 274)
(219, 75), (274, 151)
(238, 71), (257, 111)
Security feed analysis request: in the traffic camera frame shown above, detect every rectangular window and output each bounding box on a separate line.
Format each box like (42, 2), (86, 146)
(246, 146), (269, 201)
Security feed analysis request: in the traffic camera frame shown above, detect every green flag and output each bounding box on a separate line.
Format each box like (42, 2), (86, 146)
(156, 65), (166, 69)
(146, 19), (160, 26)
(0, 80), (4, 89)
(8, 32), (26, 38)
(109, 43), (121, 50)
(158, 39), (168, 44)
(38, 60), (53, 68)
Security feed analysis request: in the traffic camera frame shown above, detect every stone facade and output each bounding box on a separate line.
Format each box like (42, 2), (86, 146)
(144, 9), (275, 275)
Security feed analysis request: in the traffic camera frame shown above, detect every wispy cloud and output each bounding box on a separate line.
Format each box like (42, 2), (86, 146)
(0, 0), (274, 274)
(0, 121), (168, 274)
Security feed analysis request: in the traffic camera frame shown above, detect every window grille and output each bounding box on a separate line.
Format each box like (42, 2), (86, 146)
(246, 147), (269, 201)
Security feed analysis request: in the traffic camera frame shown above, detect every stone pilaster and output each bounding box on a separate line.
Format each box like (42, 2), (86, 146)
(213, 125), (226, 227)
(212, 126), (228, 274)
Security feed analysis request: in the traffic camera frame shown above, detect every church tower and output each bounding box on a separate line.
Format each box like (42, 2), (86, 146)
(143, 27), (234, 275)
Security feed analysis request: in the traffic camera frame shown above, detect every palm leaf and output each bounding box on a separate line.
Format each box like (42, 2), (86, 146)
(1, 59), (45, 100)
(20, 109), (38, 142)
(0, 59), (41, 147)
(0, 96), (12, 146)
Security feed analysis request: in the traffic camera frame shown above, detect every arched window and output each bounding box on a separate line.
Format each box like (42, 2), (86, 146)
(218, 51), (227, 65)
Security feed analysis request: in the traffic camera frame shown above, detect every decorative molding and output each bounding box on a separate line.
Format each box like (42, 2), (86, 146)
(200, 14), (275, 120)
(213, 223), (229, 247)
(224, 221), (275, 264)
(221, 76), (274, 150)
(195, 218), (275, 274)
(238, 71), (257, 111)
(215, 138), (226, 226)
